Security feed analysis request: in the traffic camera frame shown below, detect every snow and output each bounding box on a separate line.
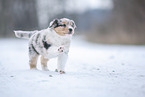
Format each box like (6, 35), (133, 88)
(0, 37), (145, 97)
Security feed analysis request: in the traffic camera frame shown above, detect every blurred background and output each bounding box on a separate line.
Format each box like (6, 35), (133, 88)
(0, 0), (145, 44)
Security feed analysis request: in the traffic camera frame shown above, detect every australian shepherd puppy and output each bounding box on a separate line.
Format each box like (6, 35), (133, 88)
(14, 18), (76, 74)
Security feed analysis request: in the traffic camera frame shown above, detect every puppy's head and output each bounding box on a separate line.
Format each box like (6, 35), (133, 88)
(49, 18), (76, 36)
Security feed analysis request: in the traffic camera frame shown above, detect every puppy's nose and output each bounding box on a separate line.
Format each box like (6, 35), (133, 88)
(69, 28), (72, 32)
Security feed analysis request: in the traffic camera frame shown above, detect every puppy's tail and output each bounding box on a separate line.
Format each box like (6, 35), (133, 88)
(14, 30), (38, 39)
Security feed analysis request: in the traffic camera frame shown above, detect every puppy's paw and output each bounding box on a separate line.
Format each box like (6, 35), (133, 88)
(60, 70), (65, 74)
(30, 68), (38, 70)
(58, 47), (64, 53)
(55, 69), (65, 74)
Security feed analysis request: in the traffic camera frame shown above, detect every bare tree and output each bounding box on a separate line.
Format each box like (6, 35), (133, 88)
(112, 0), (145, 44)
(87, 0), (145, 44)
(0, 0), (13, 37)
(0, 0), (38, 37)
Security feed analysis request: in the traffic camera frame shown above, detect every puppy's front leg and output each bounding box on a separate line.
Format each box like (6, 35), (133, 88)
(57, 52), (68, 74)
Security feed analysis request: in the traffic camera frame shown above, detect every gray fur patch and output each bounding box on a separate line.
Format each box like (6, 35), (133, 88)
(36, 33), (40, 44)
(42, 40), (51, 50)
(29, 33), (32, 38)
(29, 46), (32, 54)
(31, 44), (39, 55)
(20, 34), (23, 38)
(42, 35), (51, 49)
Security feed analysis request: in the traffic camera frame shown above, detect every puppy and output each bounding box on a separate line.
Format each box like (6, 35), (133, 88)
(14, 18), (76, 74)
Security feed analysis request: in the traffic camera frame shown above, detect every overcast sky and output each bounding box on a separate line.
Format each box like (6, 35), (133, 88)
(65, 0), (113, 13)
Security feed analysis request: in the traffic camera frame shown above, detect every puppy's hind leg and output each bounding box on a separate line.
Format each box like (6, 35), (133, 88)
(29, 55), (39, 70)
(41, 56), (49, 71)
(29, 45), (39, 70)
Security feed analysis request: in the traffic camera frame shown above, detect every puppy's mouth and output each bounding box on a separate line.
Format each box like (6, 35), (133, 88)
(64, 31), (74, 35)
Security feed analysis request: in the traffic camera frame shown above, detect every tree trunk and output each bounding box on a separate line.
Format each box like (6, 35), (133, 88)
(87, 0), (145, 44)
(112, 0), (145, 44)
(0, 0), (38, 37)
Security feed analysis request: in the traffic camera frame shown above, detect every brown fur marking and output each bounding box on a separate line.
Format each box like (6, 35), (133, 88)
(41, 56), (49, 68)
(29, 55), (39, 69)
(54, 26), (69, 36)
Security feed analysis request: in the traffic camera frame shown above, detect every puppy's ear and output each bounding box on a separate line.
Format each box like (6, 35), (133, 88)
(71, 20), (76, 29)
(49, 19), (59, 28)
(73, 22), (76, 29)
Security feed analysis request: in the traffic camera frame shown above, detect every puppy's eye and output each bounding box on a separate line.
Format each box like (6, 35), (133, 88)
(63, 24), (66, 27)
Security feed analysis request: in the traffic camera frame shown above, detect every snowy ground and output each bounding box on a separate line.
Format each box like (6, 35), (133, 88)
(0, 37), (145, 97)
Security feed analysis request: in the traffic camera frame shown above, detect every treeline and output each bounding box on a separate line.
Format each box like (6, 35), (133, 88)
(87, 0), (145, 44)
(0, 0), (145, 44)
(0, 0), (38, 37)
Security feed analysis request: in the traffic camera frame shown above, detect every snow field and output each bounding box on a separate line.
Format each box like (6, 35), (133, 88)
(0, 37), (145, 97)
